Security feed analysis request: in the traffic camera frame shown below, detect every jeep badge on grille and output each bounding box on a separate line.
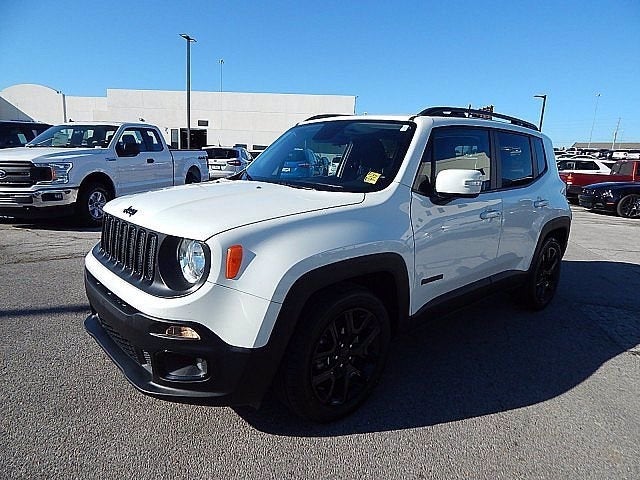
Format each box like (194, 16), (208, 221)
(123, 206), (138, 216)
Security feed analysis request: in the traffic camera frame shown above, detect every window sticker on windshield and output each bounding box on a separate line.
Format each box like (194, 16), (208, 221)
(364, 171), (382, 184)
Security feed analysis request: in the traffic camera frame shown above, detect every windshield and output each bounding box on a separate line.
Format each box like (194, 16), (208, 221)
(241, 120), (415, 192)
(28, 125), (119, 148)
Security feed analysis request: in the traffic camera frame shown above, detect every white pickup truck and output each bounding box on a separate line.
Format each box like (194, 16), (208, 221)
(0, 122), (208, 225)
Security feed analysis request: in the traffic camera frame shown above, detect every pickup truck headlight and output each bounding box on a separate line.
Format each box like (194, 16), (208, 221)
(46, 162), (73, 184)
(178, 239), (207, 284)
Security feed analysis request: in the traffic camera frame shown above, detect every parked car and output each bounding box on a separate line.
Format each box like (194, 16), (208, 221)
(0, 122), (208, 225)
(557, 158), (614, 174)
(0, 120), (50, 149)
(203, 146), (253, 179)
(579, 182), (640, 218)
(559, 160), (640, 203)
(280, 148), (325, 178)
(83, 106), (571, 422)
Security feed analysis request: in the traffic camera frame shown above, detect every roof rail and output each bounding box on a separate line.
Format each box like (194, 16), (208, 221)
(303, 113), (348, 122)
(416, 106), (538, 131)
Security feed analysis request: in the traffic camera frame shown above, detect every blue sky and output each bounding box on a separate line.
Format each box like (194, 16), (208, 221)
(1, 0), (639, 146)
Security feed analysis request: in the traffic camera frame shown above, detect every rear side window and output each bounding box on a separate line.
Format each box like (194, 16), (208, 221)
(142, 129), (163, 152)
(497, 131), (533, 188)
(532, 138), (547, 176)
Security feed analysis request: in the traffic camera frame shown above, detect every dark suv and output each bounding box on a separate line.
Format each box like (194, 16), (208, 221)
(0, 121), (51, 149)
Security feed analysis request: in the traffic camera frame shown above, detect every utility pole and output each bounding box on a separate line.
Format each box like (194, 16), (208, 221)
(611, 117), (621, 150)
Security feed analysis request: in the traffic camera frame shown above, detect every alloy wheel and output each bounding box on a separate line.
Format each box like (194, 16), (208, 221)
(310, 307), (382, 407)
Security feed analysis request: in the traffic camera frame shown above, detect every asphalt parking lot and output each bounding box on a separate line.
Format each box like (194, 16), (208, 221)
(1, 207), (639, 479)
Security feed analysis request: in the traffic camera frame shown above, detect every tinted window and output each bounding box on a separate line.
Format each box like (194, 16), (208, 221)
(497, 131), (533, 188)
(205, 148), (238, 159)
(532, 137), (547, 176)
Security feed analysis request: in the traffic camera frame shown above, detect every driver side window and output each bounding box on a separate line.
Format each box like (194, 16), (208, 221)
(413, 127), (492, 194)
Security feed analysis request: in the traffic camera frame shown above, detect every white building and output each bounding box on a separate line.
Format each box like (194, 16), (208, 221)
(0, 83), (356, 150)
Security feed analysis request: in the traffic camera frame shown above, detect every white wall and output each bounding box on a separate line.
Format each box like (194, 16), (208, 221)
(0, 84), (356, 149)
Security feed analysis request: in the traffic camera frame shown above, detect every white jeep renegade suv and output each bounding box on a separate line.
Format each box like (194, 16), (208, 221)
(84, 107), (571, 422)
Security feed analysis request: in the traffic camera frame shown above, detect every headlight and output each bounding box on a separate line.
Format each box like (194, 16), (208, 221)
(177, 239), (206, 284)
(47, 162), (73, 184)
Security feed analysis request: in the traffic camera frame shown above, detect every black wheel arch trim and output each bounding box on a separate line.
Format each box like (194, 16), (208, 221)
(531, 216), (571, 271)
(253, 253), (411, 404)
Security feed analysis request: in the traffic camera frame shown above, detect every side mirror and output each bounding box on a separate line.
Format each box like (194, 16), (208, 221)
(434, 169), (483, 197)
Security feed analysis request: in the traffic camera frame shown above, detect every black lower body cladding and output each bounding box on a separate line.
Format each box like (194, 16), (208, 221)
(83, 270), (274, 407)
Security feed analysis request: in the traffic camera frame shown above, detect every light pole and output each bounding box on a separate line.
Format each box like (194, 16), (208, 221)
(180, 33), (196, 149)
(534, 94), (547, 130)
(219, 58), (224, 92)
(587, 93), (601, 149)
(56, 90), (67, 123)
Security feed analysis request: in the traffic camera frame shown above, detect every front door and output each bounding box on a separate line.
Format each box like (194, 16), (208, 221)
(410, 126), (503, 313)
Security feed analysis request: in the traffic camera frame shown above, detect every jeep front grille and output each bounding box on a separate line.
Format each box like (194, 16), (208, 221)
(100, 213), (158, 281)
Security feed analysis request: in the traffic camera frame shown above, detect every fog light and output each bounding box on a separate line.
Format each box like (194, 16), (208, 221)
(165, 325), (200, 340)
(157, 351), (208, 381)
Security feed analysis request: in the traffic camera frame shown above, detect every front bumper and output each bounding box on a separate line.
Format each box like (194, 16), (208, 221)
(565, 184), (583, 200)
(84, 269), (275, 407)
(0, 187), (78, 218)
(578, 192), (616, 212)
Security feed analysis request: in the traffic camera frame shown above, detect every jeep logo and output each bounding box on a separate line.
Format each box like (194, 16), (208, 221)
(0, 169), (6, 179)
(123, 206), (138, 216)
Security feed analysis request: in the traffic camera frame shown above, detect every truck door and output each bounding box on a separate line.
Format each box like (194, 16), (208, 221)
(115, 128), (172, 195)
(410, 127), (503, 312)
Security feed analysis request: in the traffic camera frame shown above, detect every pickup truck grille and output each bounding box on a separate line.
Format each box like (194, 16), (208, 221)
(100, 213), (158, 281)
(0, 161), (51, 188)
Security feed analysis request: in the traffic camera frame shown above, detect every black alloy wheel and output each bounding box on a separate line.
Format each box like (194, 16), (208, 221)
(311, 306), (383, 407)
(616, 194), (640, 218)
(280, 287), (391, 422)
(518, 237), (562, 311)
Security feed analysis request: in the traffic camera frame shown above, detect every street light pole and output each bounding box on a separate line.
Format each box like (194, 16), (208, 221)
(219, 58), (224, 92)
(534, 94), (547, 130)
(587, 93), (601, 149)
(180, 33), (196, 149)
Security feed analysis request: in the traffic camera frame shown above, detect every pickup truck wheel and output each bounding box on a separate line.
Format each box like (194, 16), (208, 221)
(517, 237), (562, 311)
(280, 288), (391, 422)
(76, 182), (111, 227)
(616, 194), (640, 218)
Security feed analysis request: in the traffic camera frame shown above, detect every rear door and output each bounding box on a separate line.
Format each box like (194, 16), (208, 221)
(494, 131), (547, 273)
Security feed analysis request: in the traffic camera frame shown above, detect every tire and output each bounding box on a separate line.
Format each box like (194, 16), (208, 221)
(279, 287), (391, 422)
(517, 237), (562, 311)
(616, 194), (640, 218)
(76, 182), (111, 227)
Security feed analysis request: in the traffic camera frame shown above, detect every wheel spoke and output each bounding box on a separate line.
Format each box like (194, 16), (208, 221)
(351, 324), (381, 358)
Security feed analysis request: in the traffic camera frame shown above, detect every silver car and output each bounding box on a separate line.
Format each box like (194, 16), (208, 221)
(203, 146), (253, 179)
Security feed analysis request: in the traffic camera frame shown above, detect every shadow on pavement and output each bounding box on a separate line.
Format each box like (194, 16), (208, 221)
(235, 259), (640, 436)
(0, 215), (100, 233)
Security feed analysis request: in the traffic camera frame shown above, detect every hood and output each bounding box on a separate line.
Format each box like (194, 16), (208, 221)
(105, 180), (365, 241)
(0, 147), (103, 162)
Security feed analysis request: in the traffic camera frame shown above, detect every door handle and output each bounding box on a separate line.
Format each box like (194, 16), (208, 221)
(534, 199), (549, 208)
(480, 210), (502, 220)
(147, 158), (154, 164)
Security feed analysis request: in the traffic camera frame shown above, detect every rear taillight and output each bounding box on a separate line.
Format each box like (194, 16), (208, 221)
(227, 160), (242, 167)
